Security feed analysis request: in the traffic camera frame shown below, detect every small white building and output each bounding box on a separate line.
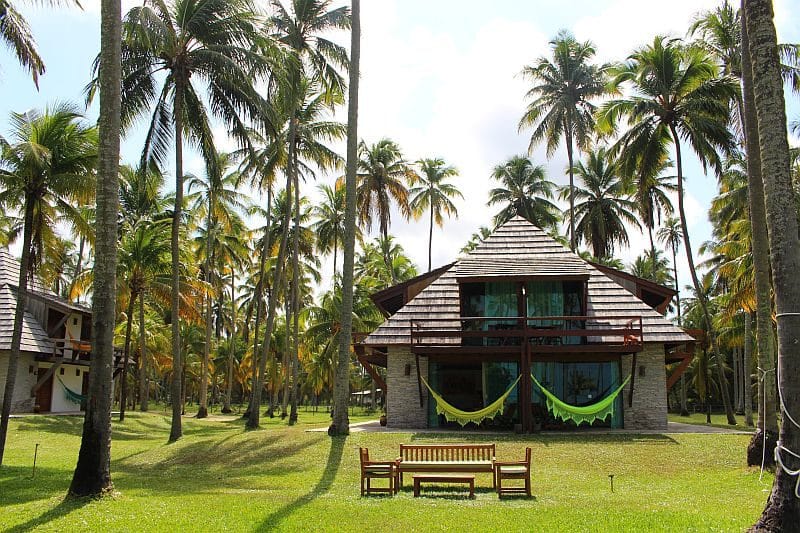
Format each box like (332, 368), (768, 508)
(0, 249), (94, 413)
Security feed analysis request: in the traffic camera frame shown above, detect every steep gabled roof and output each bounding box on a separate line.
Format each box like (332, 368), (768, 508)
(363, 216), (693, 346)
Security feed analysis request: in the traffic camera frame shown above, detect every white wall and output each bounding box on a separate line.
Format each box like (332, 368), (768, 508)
(39, 362), (87, 413)
(0, 351), (36, 412)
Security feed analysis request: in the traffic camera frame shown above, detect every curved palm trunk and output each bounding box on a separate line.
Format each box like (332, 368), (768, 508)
(222, 267), (235, 414)
(289, 162), (300, 425)
(69, 0), (120, 495)
(119, 291), (138, 421)
(673, 243), (689, 416)
(741, 3), (779, 466)
(247, 138), (294, 430)
(745, 0), (800, 526)
(281, 285), (290, 418)
(744, 312), (754, 426)
(139, 294), (148, 412)
(331, 0), (360, 435)
(198, 206), (214, 419)
(669, 124), (737, 426)
(647, 224), (657, 280)
(0, 200), (35, 465)
(168, 83), (185, 442)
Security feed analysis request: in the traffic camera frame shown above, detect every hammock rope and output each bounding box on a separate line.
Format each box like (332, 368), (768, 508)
(57, 376), (86, 404)
(531, 374), (630, 426)
(421, 375), (521, 426)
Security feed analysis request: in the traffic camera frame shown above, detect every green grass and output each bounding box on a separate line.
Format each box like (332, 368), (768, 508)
(1, 411), (771, 532)
(668, 412), (757, 431)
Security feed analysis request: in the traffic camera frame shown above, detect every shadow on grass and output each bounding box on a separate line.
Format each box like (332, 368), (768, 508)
(6, 494), (90, 532)
(255, 436), (345, 530)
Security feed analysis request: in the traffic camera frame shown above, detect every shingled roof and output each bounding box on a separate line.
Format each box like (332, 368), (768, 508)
(363, 216), (693, 346)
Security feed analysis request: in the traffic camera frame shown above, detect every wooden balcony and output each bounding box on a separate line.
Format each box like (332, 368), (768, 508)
(409, 315), (644, 355)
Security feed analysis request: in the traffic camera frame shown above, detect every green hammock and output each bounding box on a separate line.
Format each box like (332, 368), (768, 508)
(57, 377), (86, 404)
(531, 374), (630, 426)
(421, 375), (521, 426)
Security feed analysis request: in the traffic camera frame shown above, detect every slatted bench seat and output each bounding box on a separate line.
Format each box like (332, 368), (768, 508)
(396, 444), (496, 488)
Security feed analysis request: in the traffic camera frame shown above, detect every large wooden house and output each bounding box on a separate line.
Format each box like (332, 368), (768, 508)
(0, 249), (97, 413)
(358, 217), (693, 431)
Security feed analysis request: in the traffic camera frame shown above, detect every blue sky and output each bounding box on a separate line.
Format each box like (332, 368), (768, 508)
(2, 0), (800, 297)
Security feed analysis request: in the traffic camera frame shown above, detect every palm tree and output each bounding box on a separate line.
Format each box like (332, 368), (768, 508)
(356, 236), (418, 289)
(658, 217), (683, 325)
(187, 153), (249, 418)
(519, 30), (608, 250)
(115, 0), (274, 441)
(355, 138), (414, 282)
(744, 0), (800, 526)
(410, 158), (462, 272)
(460, 226), (492, 255)
(313, 182), (361, 282)
(0, 104), (97, 466)
(562, 148), (639, 259)
(68, 0), (119, 496)
(488, 155), (559, 229)
(629, 250), (673, 286)
(598, 36), (738, 425)
(332, 0), (359, 436)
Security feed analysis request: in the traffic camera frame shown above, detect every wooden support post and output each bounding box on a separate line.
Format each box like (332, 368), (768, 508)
(666, 354), (692, 390)
(31, 361), (62, 395)
(357, 355), (387, 392)
(415, 352), (424, 408)
(521, 341), (532, 433)
(628, 352), (637, 408)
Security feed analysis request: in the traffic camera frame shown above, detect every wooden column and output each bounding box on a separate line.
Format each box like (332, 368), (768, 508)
(521, 340), (532, 433)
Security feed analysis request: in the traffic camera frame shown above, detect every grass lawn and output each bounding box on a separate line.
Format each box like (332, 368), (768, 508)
(668, 412), (758, 431)
(1, 411), (772, 532)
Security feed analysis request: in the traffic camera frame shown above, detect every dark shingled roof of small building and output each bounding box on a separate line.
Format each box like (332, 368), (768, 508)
(363, 216), (693, 346)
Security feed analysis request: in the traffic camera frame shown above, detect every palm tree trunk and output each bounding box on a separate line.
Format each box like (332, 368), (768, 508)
(119, 291), (137, 421)
(428, 205), (434, 272)
(71, 235), (85, 299)
(669, 123), (737, 426)
(741, 1), (779, 467)
(139, 293), (148, 412)
(281, 277), (291, 418)
(566, 127), (576, 251)
(289, 157), (301, 425)
(0, 200), (35, 465)
(744, 312), (754, 426)
(672, 246), (681, 325)
(69, 0), (120, 495)
(745, 0), (800, 526)
(198, 207), (214, 419)
(332, 230), (338, 285)
(733, 346), (741, 414)
(647, 224), (657, 281)
(168, 81), (185, 442)
(247, 138), (294, 430)
(223, 267), (235, 414)
(331, 0), (360, 435)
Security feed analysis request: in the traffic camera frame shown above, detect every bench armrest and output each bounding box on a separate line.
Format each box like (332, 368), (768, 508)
(364, 461), (396, 467)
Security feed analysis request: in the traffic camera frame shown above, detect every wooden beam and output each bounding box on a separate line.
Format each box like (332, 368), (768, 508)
(47, 313), (69, 338)
(415, 352), (424, 408)
(357, 355), (387, 392)
(628, 352), (637, 408)
(31, 362), (61, 395)
(666, 354), (693, 390)
(522, 341), (532, 433)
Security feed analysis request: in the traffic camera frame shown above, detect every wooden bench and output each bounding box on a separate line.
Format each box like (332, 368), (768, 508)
(396, 444), (496, 488)
(413, 474), (474, 498)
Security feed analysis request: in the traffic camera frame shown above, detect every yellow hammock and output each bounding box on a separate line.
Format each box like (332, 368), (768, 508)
(421, 375), (521, 426)
(531, 374), (631, 426)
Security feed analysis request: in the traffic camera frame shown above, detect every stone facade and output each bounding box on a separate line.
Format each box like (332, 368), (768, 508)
(0, 351), (36, 413)
(386, 346), (428, 428)
(621, 343), (668, 430)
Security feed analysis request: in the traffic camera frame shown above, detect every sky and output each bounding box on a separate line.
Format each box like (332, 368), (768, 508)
(2, 0), (800, 301)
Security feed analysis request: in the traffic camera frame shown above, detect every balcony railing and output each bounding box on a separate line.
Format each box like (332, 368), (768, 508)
(410, 315), (643, 351)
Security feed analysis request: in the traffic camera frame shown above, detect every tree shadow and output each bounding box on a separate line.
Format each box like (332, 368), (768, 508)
(408, 432), (679, 446)
(255, 436), (345, 530)
(6, 495), (90, 532)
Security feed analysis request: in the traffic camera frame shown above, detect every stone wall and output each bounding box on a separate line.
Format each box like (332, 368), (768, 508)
(621, 343), (667, 430)
(0, 351), (36, 413)
(386, 346), (428, 429)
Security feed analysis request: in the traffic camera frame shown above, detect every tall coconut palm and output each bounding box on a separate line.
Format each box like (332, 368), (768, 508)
(658, 217), (683, 324)
(0, 104), (97, 466)
(313, 182), (361, 282)
(744, 0), (800, 526)
(187, 153), (249, 418)
(488, 155), (559, 229)
(629, 250), (673, 286)
(114, 0), (274, 441)
(562, 148), (639, 259)
(356, 236), (418, 289)
(598, 36), (738, 425)
(355, 138), (414, 282)
(519, 30), (608, 250)
(410, 158), (462, 272)
(332, 0), (359, 436)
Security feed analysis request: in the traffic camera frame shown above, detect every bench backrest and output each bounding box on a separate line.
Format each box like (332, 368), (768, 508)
(399, 444), (495, 462)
